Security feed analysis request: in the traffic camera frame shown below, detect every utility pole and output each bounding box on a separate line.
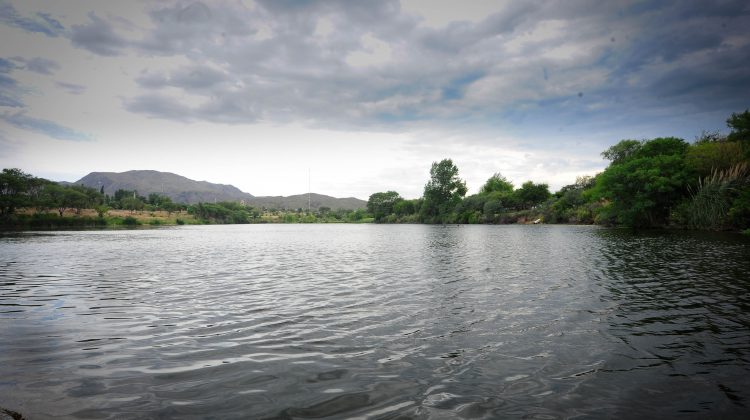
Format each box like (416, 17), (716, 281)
(308, 168), (311, 213)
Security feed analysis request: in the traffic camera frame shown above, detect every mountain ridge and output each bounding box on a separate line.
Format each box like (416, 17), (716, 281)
(74, 170), (366, 210)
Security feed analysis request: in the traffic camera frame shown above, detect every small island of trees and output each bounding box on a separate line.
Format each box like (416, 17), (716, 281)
(1, 110), (749, 232)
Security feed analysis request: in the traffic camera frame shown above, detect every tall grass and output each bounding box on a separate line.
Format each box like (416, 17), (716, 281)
(687, 162), (748, 229)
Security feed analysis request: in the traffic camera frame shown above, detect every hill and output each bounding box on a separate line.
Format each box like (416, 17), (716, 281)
(74, 170), (366, 210)
(77, 170), (253, 204)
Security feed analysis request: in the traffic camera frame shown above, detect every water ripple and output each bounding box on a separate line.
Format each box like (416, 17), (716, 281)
(1, 225), (749, 418)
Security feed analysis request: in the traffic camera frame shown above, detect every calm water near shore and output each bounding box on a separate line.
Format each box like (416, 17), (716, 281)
(1, 225), (749, 419)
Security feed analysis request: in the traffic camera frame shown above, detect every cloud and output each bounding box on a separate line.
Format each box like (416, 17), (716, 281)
(8, 0), (746, 147)
(0, 57), (24, 108)
(70, 12), (127, 56)
(135, 65), (229, 90)
(124, 94), (195, 122)
(0, 2), (64, 37)
(55, 81), (86, 95)
(1, 112), (93, 141)
(11, 57), (61, 75)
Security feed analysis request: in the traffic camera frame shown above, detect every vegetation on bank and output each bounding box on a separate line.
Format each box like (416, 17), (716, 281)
(1, 110), (748, 231)
(364, 109), (750, 231)
(0, 171), (371, 228)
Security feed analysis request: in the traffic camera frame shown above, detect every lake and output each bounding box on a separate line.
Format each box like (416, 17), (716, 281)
(1, 225), (749, 419)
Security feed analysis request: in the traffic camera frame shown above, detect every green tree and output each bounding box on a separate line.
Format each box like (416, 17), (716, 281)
(514, 181), (551, 209)
(95, 205), (110, 218)
(685, 141), (744, 176)
(593, 137), (692, 228)
(480, 173), (514, 194)
(0, 168), (47, 216)
(367, 191), (402, 222)
(601, 139), (641, 164)
(420, 159), (467, 223)
(121, 196), (144, 213)
(727, 109), (750, 143)
(393, 199), (417, 216)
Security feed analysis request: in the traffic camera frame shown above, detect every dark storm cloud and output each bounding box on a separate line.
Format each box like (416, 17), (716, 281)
(51, 0), (750, 138)
(70, 12), (128, 56)
(1, 112), (92, 141)
(0, 2), (64, 37)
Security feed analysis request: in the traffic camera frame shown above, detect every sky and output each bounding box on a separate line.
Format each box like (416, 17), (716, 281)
(1, 0), (749, 199)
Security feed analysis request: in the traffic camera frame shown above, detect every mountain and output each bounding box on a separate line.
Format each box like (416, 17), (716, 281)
(77, 170), (253, 204)
(74, 170), (366, 210)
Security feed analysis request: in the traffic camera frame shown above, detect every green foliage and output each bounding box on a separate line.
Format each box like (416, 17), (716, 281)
(94, 205), (110, 218)
(188, 202), (252, 224)
(0, 168), (42, 217)
(601, 139), (641, 164)
(726, 109), (750, 143)
(543, 176), (597, 224)
(120, 196), (144, 212)
(480, 173), (514, 194)
(122, 216), (138, 226)
(728, 184), (750, 230)
(594, 137), (691, 228)
(682, 163), (748, 230)
(367, 191), (402, 222)
(686, 140), (744, 176)
(420, 159), (467, 223)
(514, 181), (551, 210)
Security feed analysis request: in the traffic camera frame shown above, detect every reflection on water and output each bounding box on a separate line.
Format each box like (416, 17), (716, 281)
(1, 225), (748, 418)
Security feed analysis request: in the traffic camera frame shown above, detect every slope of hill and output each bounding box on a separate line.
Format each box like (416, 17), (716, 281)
(74, 170), (366, 210)
(77, 170), (253, 204)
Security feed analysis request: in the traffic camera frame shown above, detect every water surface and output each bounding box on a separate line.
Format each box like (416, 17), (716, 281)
(1, 225), (749, 418)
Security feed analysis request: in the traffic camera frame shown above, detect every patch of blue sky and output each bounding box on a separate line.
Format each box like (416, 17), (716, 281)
(441, 71), (485, 100)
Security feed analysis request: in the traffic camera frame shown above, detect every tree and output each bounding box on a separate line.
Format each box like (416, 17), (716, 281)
(514, 181), (551, 209)
(726, 109), (750, 143)
(601, 139), (641, 164)
(367, 191), (402, 222)
(121, 196), (144, 213)
(420, 159), (467, 223)
(393, 199), (418, 216)
(0, 168), (42, 217)
(480, 173), (514, 194)
(593, 137), (691, 227)
(95, 205), (110, 218)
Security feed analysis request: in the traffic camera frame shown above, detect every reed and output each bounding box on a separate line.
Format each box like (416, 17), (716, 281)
(687, 162), (748, 229)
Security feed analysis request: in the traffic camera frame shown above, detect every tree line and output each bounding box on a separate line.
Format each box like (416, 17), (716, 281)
(2, 109), (748, 230)
(0, 174), (188, 219)
(367, 109), (750, 230)
(0, 172), (370, 226)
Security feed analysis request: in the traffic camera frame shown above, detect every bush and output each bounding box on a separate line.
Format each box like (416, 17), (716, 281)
(122, 216), (138, 226)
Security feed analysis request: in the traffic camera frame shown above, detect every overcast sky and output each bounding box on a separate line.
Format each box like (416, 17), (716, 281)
(1, 0), (748, 199)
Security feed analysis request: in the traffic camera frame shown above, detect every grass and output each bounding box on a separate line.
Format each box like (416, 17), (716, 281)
(686, 162), (748, 230)
(8, 208), (200, 228)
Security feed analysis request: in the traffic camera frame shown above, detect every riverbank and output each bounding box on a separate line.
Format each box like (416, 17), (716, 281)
(1, 208), (374, 229)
